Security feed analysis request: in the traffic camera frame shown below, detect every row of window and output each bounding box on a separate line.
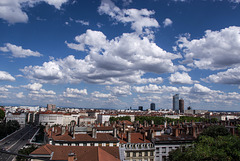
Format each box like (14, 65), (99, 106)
(122, 143), (154, 149)
(126, 151), (154, 157)
(56, 143), (118, 147)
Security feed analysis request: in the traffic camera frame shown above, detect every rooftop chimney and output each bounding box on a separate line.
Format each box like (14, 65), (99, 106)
(123, 123), (126, 133)
(144, 120), (147, 127)
(113, 127), (117, 138)
(61, 126), (66, 135)
(173, 128), (179, 137)
(92, 128), (97, 139)
(164, 121), (167, 128)
(72, 126), (75, 139)
(192, 127), (197, 138)
(127, 131), (131, 143)
(68, 152), (76, 161)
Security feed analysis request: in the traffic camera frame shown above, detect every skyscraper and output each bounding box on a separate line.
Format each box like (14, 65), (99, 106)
(179, 98), (184, 113)
(173, 94), (179, 111)
(150, 103), (155, 110)
(138, 106), (143, 111)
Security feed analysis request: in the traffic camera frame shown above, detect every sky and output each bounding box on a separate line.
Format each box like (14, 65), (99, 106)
(1, 0), (240, 111)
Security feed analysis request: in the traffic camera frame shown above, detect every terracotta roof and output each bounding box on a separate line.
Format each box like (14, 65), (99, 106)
(52, 132), (119, 143)
(119, 120), (133, 126)
(154, 134), (195, 143)
(118, 132), (150, 144)
(31, 144), (120, 161)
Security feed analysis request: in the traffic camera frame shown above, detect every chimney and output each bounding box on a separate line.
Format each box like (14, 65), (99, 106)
(164, 121), (167, 128)
(113, 127), (117, 138)
(151, 129), (155, 139)
(143, 132), (146, 141)
(173, 128), (179, 137)
(192, 127), (197, 138)
(151, 120), (154, 126)
(46, 125), (49, 133)
(61, 126), (66, 135)
(123, 123), (126, 133)
(144, 120), (147, 127)
(72, 126), (75, 139)
(68, 152), (76, 161)
(127, 131), (131, 143)
(92, 128), (97, 139)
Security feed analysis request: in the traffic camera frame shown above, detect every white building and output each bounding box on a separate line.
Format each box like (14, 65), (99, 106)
(6, 112), (26, 128)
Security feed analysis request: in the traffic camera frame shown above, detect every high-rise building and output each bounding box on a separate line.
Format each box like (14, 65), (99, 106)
(138, 106), (143, 111)
(150, 103), (155, 110)
(173, 94), (179, 111)
(179, 99), (184, 113)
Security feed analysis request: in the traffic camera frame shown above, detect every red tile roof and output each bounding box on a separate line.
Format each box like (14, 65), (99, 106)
(52, 132), (118, 143)
(31, 144), (120, 161)
(118, 132), (150, 144)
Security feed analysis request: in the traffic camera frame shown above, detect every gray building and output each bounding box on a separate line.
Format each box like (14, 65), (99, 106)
(173, 94), (179, 111)
(150, 103), (156, 111)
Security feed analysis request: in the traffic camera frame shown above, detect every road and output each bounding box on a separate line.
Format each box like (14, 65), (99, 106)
(0, 125), (39, 161)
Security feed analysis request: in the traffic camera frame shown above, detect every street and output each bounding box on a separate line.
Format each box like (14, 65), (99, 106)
(0, 125), (39, 161)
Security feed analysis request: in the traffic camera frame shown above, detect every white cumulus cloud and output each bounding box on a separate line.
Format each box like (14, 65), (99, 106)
(0, 71), (15, 81)
(98, 0), (159, 34)
(163, 18), (173, 27)
(177, 26), (240, 70)
(0, 43), (42, 58)
(0, 0), (68, 24)
(169, 72), (198, 84)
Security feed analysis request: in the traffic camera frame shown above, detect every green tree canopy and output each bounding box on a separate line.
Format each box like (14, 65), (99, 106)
(109, 116), (131, 122)
(169, 126), (239, 161)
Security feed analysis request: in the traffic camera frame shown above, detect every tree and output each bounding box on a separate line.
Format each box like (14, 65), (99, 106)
(16, 145), (38, 161)
(6, 120), (20, 134)
(169, 126), (240, 161)
(0, 109), (5, 120)
(109, 116), (131, 122)
(200, 125), (230, 138)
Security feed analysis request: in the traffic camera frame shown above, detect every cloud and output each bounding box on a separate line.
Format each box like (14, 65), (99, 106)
(23, 30), (180, 84)
(75, 20), (89, 26)
(63, 88), (88, 98)
(163, 18), (173, 27)
(29, 88), (56, 98)
(91, 91), (113, 98)
(177, 26), (240, 70)
(0, 43), (42, 58)
(0, 71), (15, 81)
(16, 92), (24, 98)
(169, 72), (198, 84)
(22, 83), (43, 91)
(0, 0), (68, 24)
(98, 0), (159, 34)
(133, 83), (240, 108)
(106, 85), (132, 96)
(204, 66), (240, 84)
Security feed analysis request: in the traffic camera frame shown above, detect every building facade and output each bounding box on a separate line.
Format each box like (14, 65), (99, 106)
(173, 94), (179, 111)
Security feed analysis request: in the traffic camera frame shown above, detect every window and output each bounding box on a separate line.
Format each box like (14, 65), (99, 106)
(126, 152), (130, 157)
(90, 143), (94, 146)
(139, 152), (142, 157)
(169, 147), (172, 152)
(162, 147), (166, 153)
(145, 151), (148, 156)
(150, 151), (153, 156)
(133, 152), (136, 157)
(99, 143), (102, 147)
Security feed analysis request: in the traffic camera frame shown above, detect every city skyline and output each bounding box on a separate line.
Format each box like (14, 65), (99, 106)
(1, 0), (240, 110)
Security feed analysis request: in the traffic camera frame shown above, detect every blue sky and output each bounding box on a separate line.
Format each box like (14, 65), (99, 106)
(1, 0), (240, 110)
